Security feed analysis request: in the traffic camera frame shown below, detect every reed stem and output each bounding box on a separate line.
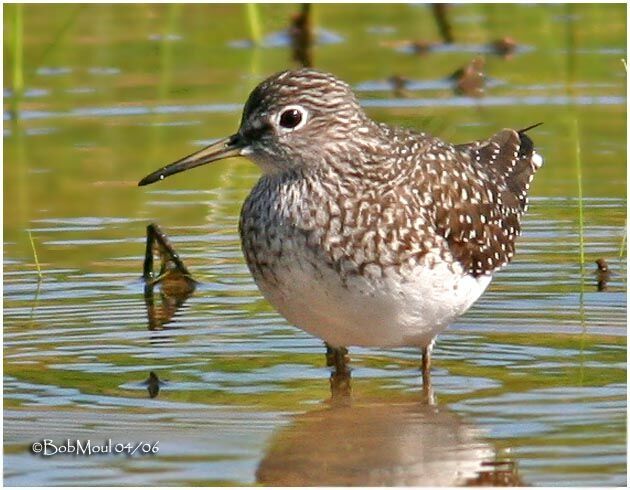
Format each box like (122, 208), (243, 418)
(11, 4), (24, 117)
(246, 4), (262, 46)
(618, 59), (627, 262)
(619, 220), (626, 260)
(27, 230), (43, 281)
(573, 119), (585, 270)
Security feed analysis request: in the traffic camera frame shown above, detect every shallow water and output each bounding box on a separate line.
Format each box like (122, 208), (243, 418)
(3, 4), (627, 486)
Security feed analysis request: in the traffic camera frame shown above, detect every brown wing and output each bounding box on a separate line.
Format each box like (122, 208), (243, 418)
(434, 127), (543, 277)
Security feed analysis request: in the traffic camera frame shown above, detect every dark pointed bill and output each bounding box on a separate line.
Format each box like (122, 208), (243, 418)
(138, 134), (245, 186)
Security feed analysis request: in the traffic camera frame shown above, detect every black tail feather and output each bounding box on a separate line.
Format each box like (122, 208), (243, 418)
(517, 122), (542, 158)
(517, 122), (544, 134)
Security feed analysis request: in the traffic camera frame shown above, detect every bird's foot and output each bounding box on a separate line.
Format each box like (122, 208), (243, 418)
(325, 344), (351, 400)
(325, 344), (349, 372)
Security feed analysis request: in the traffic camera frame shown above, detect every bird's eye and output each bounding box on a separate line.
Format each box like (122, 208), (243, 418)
(280, 109), (301, 128)
(276, 105), (307, 131)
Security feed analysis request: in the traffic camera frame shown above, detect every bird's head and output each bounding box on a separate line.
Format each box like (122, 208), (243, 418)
(139, 68), (374, 186)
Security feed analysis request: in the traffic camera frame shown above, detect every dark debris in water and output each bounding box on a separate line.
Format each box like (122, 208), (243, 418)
(409, 40), (434, 56)
(450, 57), (486, 97)
(490, 37), (518, 59)
(143, 371), (162, 398)
(387, 74), (411, 98)
(595, 258), (611, 292)
(355, 73), (506, 98)
(389, 40), (532, 57)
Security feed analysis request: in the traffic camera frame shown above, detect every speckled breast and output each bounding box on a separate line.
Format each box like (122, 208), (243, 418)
(236, 170), (488, 348)
(238, 169), (444, 287)
(239, 171), (335, 287)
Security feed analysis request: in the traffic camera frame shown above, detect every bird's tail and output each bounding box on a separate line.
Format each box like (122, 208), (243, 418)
(459, 123), (543, 213)
(507, 122), (544, 213)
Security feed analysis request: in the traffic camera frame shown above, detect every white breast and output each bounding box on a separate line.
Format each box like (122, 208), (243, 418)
(254, 250), (492, 348)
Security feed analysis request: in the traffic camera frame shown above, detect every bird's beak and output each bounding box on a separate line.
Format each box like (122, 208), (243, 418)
(138, 134), (246, 186)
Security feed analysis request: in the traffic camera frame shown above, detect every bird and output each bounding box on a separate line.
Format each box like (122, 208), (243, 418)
(138, 68), (543, 385)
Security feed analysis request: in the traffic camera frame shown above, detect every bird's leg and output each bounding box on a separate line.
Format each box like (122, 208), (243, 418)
(421, 345), (431, 382)
(421, 346), (432, 397)
(421, 339), (435, 400)
(325, 343), (349, 371)
(325, 343), (351, 399)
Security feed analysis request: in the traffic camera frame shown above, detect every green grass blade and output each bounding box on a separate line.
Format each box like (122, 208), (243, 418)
(12, 4), (24, 95)
(619, 221), (626, 260)
(10, 3), (24, 117)
(245, 4), (262, 46)
(27, 229), (43, 281)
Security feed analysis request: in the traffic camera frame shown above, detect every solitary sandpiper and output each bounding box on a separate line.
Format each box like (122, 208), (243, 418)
(139, 68), (543, 383)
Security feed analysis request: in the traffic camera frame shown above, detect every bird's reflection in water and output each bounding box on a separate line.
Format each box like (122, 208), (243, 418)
(143, 276), (195, 331)
(142, 223), (196, 332)
(257, 368), (522, 486)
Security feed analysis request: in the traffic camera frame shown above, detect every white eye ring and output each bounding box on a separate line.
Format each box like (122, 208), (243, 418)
(274, 105), (308, 132)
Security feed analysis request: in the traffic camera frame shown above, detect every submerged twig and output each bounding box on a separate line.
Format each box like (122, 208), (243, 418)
(143, 223), (194, 283)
